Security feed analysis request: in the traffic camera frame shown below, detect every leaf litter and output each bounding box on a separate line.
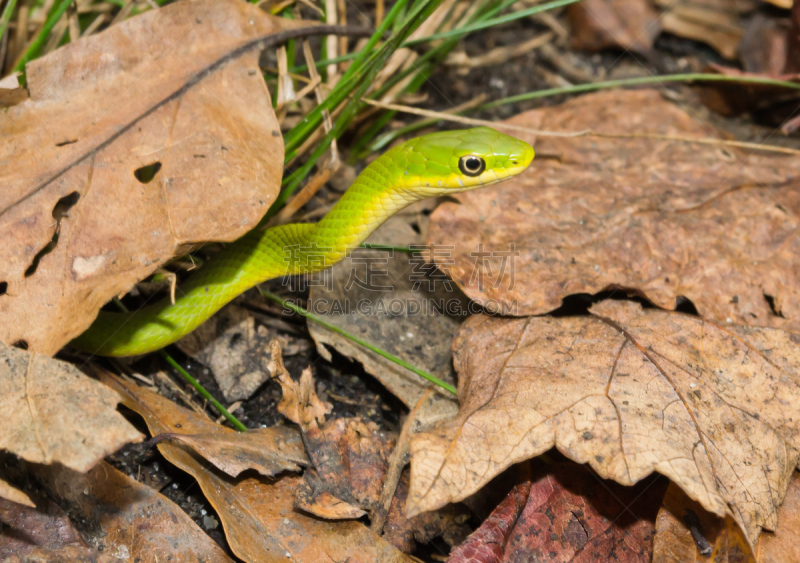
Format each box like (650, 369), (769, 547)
(148, 426), (308, 479)
(307, 199), (462, 424)
(0, 341), (141, 474)
(449, 461), (666, 563)
(653, 473), (800, 563)
(0, 0), (308, 354)
(428, 89), (800, 328)
(4, 3), (800, 561)
(0, 457), (232, 563)
(99, 368), (414, 562)
(409, 300), (800, 546)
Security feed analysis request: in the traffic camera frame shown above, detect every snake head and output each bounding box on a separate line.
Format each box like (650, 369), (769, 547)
(394, 126), (534, 195)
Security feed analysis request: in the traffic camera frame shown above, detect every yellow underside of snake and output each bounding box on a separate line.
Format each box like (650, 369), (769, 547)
(72, 127), (534, 356)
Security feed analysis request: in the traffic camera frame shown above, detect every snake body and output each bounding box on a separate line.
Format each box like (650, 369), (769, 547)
(73, 127), (534, 356)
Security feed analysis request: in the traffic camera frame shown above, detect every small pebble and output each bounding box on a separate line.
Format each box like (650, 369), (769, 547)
(203, 515), (219, 530)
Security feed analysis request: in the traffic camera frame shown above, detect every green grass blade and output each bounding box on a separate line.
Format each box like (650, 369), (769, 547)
(110, 298), (246, 431)
(260, 290), (458, 396)
(160, 352), (247, 431)
(14, 0), (73, 74)
(273, 0), (447, 218)
(405, 0), (580, 46)
(0, 0), (18, 45)
(368, 72), (800, 151)
(481, 73), (800, 108)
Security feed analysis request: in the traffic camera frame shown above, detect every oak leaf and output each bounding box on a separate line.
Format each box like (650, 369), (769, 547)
(0, 0), (299, 354)
(428, 90), (800, 329)
(408, 300), (800, 546)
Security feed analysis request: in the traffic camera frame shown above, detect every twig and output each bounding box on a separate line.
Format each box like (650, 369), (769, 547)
(370, 388), (440, 535)
(445, 32), (553, 68)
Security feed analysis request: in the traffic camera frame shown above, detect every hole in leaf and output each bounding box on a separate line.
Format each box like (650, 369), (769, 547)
(13, 340), (28, 350)
(134, 162), (162, 184)
(674, 296), (699, 316)
(52, 191), (80, 221)
(0, 282), (6, 295)
(24, 192), (80, 278)
(55, 139), (77, 147)
(764, 293), (785, 318)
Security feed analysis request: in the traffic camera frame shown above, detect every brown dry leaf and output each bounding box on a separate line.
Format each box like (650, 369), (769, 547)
(296, 418), (394, 520)
(449, 463), (665, 563)
(0, 0), (298, 354)
(101, 373), (413, 562)
(740, 14), (791, 75)
(176, 305), (280, 402)
(698, 7), (800, 129)
(654, 473), (800, 562)
(0, 72), (28, 107)
(0, 341), (141, 472)
(429, 90), (800, 328)
(308, 199), (461, 423)
(0, 478), (33, 507)
(154, 426), (308, 478)
(757, 472), (800, 561)
(382, 468), (470, 553)
(787, 0), (800, 74)
(267, 341), (331, 427)
(653, 483), (754, 562)
(565, 0), (660, 54)
(698, 64), (800, 131)
(661, 4), (743, 60)
(409, 300), (800, 546)
(33, 460), (232, 563)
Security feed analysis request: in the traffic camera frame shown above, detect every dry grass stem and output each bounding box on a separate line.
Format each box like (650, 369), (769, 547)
(446, 32), (553, 68)
(272, 159), (339, 225)
(363, 98), (800, 155)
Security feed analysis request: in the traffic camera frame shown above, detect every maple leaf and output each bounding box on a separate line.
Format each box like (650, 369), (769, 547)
(409, 300), (800, 546)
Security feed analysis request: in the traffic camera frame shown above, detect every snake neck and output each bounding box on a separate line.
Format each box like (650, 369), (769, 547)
(305, 152), (415, 264)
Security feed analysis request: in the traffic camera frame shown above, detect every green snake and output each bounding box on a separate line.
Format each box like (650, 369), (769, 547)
(73, 127), (534, 356)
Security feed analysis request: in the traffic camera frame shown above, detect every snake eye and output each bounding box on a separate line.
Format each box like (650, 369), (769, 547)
(458, 155), (486, 177)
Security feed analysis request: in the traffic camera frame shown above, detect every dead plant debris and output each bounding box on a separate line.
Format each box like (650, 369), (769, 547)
(409, 300), (800, 546)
